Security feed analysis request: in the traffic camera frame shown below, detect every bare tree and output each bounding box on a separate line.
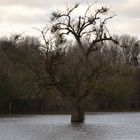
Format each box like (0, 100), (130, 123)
(113, 34), (140, 66)
(40, 3), (117, 122)
(50, 3), (117, 56)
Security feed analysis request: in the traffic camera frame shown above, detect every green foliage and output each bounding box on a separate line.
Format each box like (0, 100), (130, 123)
(92, 65), (137, 110)
(0, 33), (140, 113)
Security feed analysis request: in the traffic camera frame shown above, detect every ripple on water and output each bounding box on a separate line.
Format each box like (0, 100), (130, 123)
(0, 113), (140, 140)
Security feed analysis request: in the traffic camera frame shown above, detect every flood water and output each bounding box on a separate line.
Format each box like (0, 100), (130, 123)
(0, 113), (140, 140)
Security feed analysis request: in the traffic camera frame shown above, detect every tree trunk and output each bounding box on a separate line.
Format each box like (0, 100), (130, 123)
(71, 97), (85, 123)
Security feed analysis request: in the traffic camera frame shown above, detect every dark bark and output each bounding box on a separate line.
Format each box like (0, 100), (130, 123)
(71, 97), (85, 123)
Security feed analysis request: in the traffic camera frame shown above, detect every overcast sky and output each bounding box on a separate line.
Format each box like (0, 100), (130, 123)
(0, 0), (139, 38)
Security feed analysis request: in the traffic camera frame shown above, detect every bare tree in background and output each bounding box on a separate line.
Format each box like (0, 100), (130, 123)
(113, 34), (140, 66)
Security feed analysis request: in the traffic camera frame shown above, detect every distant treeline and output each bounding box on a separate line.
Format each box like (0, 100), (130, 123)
(0, 34), (140, 114)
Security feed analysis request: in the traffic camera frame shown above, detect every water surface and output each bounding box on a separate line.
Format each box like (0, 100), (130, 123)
(0, 112), (140, 140)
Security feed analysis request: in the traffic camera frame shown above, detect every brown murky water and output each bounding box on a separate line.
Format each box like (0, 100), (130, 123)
(0, 113), (140, 140)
